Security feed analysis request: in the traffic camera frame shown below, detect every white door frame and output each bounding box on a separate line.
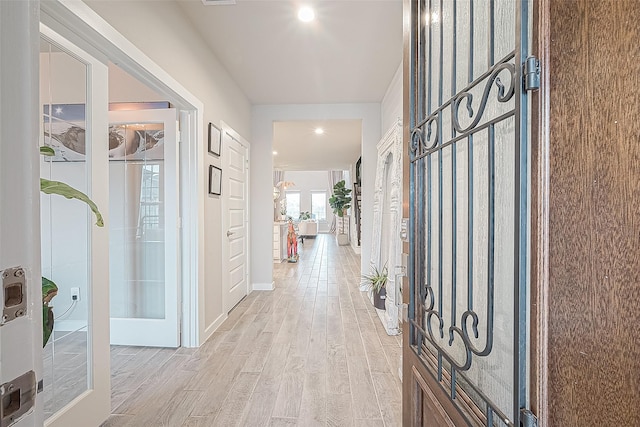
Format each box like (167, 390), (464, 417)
(0, 2), (43, 426)
(220, 122), (251, 314)
(40, 0), (205, 347)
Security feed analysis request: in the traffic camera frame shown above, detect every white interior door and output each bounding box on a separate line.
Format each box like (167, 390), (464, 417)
(222, 127), (249, 312)
(109, 108), (180, 347)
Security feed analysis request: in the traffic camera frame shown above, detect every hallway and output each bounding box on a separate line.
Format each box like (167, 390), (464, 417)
(102, 234), (402, 426)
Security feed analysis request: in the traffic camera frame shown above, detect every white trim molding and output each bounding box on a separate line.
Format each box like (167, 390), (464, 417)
(252, 282), (275, 291)
(369, 119), (403, 336)
(203, 312), (227, 343)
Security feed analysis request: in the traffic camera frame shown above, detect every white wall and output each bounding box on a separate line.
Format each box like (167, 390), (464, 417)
(381, 63), (403, 133)
(252, 104), (381, 284)
(109, 63), (166, 103)
(85, 0), (250, 138)
(49, 0), (253, 343)
(284, 170), (333, 233)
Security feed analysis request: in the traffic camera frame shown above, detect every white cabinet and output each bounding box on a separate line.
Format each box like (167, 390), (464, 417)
(273, 222), (288, 262)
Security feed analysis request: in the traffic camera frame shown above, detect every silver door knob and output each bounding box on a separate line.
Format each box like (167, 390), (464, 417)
(227, 230), (234, 237)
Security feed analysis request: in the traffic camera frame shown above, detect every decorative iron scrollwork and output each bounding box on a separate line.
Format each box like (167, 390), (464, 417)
(421, 282), (495, 372)
(410, 59), (516, 163)
(410, 116), (439, 160)
(411, 60), (517, 373)
(452, 62), (516, 134)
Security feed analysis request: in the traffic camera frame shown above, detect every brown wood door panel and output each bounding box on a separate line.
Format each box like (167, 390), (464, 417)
(409, 361), (462, 427)
(403, 326), (469, 426)
(536, 0), (640, 425)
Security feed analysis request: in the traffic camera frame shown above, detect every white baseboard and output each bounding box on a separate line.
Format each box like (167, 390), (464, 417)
(375, 306), (401, 336)
(351, 243), (361, 254)
(202, 312), (227, 345)
(252, 281), (275, 291)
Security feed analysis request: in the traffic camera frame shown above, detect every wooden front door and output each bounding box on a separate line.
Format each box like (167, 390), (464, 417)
(402, 0), (537, 425)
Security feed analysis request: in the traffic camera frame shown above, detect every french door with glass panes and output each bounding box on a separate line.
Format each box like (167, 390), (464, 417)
(39, 23), (111, 427)
(109, 108), (180, 348)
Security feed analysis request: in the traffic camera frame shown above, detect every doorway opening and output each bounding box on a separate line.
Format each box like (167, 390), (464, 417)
(38, 18), (200, 424)
(270, 119), (362, 274)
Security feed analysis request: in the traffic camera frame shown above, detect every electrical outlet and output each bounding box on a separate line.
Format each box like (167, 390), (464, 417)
(70, 287), (80, 301)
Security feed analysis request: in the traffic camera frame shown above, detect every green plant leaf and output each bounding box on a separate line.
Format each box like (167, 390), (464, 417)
(42, 276), (58, 347)
(40, 146), (55, 156)
(40, 178), (104, 227)
(361, 263), (388, 293)
(43, 305), (54, 347)
(42, 276), (58, 304)
(330, 180), (353, 233)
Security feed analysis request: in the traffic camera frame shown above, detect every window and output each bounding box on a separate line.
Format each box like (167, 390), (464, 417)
(311, 191), (326, 220)
(285, 191), (300, 219)
(137, 164), (162, 237)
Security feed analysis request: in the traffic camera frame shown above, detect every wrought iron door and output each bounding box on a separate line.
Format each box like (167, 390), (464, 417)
(407, 0), (533, 425)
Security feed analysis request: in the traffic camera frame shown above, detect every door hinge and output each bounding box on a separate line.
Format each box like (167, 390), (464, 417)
(520, 408), (538, 427)
(523, 56), (541, 91)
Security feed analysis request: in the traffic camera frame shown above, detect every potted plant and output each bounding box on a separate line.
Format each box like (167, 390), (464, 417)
(299, 211), (311, 220)
(362, 263), (388, 310)
(329, 180), (352, 245)
(279, 199), (287, 221)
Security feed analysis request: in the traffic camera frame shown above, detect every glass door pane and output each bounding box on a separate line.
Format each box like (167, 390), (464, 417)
(40, 36), (90, 419)
(109, 125), (166, 320)
(108, 108), (179, 348)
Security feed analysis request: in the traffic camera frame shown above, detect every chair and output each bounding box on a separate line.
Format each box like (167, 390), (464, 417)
(298, 219), (318, 239)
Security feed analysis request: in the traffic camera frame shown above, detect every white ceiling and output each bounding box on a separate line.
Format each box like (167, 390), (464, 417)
(177, 0), (403, 105)
(272, 120), (362, 170)
(175, 0), (403, 170)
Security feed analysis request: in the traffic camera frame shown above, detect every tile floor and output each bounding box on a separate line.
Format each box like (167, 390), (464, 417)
(101, 233), (402, 426)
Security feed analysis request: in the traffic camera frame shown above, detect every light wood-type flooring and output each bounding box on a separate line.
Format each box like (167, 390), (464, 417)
(101, 233), (402, 426)
(43, 331), (89, 419)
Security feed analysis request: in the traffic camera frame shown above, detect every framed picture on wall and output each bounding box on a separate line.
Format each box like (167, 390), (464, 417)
(208, 122), (221, 156)
(208, 165), (222, 195)
(43, 104), (170, 162)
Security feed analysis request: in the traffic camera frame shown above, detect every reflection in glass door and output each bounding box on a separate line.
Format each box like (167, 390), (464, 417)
(40, 36), (90, 419)
(109, 108), (180, 347)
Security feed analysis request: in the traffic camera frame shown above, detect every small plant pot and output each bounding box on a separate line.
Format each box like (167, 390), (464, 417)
(336, 233), (349, 246)
(373, 287), (386, 310)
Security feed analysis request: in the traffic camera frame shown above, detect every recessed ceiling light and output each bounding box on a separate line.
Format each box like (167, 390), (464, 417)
(314, 128), (324, 135)
(298, 6), (315, 22)
(273, 151), (278, 155)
